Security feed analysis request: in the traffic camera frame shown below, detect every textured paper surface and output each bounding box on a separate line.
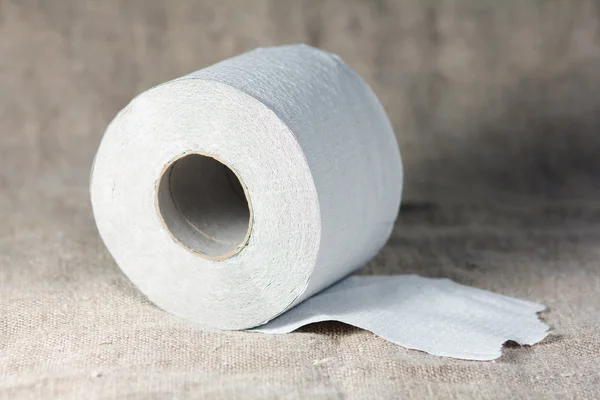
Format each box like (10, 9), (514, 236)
(91, 44), (402, 330)
(256, 275), (549, 360)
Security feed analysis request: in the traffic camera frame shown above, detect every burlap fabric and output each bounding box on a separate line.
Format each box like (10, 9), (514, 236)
(1, 1), (599, 398)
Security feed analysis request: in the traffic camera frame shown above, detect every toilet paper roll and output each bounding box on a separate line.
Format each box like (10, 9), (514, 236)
(90, 44), (403, 330)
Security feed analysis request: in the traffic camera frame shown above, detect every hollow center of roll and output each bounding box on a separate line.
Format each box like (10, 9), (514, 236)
(156, 153), (252, 260)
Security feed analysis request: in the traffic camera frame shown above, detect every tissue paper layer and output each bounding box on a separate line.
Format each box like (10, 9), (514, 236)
(256, 275), (549, 360)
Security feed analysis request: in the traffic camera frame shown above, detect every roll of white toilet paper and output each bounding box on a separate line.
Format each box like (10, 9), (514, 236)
(90, 44), (403, 330)
(91, 45), (549, 360)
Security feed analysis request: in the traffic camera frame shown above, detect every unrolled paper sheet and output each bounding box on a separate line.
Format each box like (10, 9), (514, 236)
(256, 275), (548, 360)
(90, 44), (548, 360)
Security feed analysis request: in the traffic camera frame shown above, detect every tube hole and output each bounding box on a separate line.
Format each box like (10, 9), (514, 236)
(156, 153), (251, 260)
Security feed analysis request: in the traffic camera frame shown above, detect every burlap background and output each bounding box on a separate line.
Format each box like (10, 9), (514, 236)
(1, 1), (599, 398)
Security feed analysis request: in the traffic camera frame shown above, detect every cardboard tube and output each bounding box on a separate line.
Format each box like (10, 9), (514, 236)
(156, 152), (253, 260)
